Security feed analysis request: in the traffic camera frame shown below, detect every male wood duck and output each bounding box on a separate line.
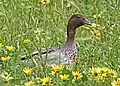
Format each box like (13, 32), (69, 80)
(21, 14), (90, 66)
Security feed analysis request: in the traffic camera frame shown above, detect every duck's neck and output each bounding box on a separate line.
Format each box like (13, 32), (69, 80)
(66, 24), (76, 43)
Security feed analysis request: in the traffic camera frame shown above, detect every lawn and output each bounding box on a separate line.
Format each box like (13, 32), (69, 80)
(0, 0), (120, 86)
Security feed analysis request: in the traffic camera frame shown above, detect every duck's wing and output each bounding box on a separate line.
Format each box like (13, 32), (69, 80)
(20, 48), (65, 66)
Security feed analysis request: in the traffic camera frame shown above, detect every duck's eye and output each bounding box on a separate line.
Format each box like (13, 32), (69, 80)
(77, 16), (81, 18)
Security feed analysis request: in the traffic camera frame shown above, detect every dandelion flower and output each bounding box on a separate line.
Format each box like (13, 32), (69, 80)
(1, 56), (11, 62)
(95, 75), (104, 81)
(98, 14), (104, 18)
(89, 67), (117, 82)
(60, 74), (69, 81)
(89, 67), (100, 76)
(93, 15), (97, 18)
(53, 65), (63, 73)
(99, 67), (109, 75)
(41, 0), (50, 4)
(25, 80), (34, 86)
(89, 67), (104, 81)
(93, 14), (104, 19)
(104, 69), (117, 77)
(91, 29), (101, 40)
(1, 71), (13, 82)
(91, 23), (100, 27)
(23, 39), (31, 44)
(72, 71), (83, 80)
(6, 46), (15, 51)
(111, 78), (120, 86)
(23, 68), (32, 75)
(40, 77), (50, 85)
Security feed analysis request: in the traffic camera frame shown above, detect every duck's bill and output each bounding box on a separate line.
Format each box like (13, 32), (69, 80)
(84, 19), (91, 25)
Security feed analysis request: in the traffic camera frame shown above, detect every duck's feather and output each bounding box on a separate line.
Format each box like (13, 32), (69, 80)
(21, 48), (56, 60)
(21, 48), (65, 66)
(21, 43), (76, 66)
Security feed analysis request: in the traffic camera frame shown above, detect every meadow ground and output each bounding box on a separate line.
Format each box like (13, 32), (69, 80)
(0, 0), (120, 86)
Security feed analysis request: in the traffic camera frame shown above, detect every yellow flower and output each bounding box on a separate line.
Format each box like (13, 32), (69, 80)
(40, 77), (50, 85)
(89, 67), (117, 82)
(89, 67), (100, 76)
(95, 75), (104, 81)
(89, 67), (104, 81)
(23, 39), (31, 44)
(41, 0), (50, 4)
(111, 78), (120, 86)
(91, 23), (100, 27)
(72, 71), (83, 79)
(93, 15), (97, 18)
(23, 68), (32, 75)
(99, 67), (109, 74)
(98, 14), (104, 18)
(91, 29), (101, 40)
(1, 56), (11, 62)
(104, 69), (117, 77)
(93, 14), (104, 19)
(53, 65), (63, 73)
(6, 46), (15, 51)
(1, 71), (13, 82)
(60, 74), (69, 81)
(25, 81), (34, 86)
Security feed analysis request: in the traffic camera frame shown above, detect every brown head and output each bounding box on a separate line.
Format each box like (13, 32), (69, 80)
(67, 14), (90, 42)
(68, 14), (90, 29)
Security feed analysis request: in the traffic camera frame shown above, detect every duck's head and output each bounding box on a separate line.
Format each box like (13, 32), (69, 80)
(68, 14), (90, 29)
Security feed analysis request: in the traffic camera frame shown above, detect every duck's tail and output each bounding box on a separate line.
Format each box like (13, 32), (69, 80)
(21, 50), (39, 60)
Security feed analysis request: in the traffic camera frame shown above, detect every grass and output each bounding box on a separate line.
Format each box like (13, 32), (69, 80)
(0, 0), (120, 86)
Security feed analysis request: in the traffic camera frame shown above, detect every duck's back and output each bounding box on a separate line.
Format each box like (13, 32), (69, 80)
(42, 42), (77, 65)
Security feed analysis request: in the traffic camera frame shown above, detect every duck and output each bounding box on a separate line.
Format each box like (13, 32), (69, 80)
(21, 14), (90, 66)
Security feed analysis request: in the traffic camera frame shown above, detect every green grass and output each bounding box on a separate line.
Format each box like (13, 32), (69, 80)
(0, 0), (120, 86)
